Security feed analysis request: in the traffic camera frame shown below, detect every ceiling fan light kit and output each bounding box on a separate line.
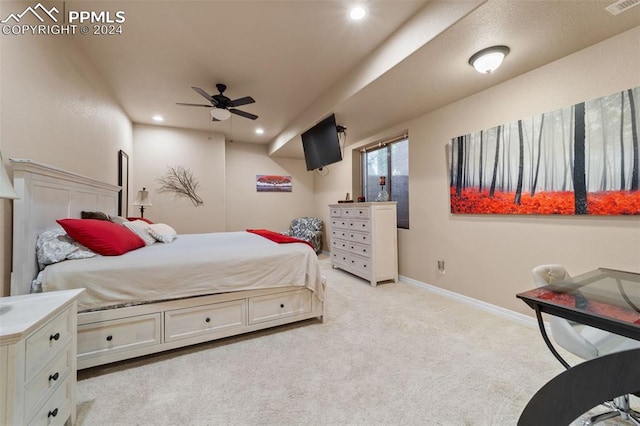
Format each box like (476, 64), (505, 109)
(211, 108), (231, 121)
(468, 45), (510, 74)
(176, 83), (258, 121)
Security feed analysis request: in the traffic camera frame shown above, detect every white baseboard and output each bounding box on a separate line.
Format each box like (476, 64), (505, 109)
(399, 274), (546, 329)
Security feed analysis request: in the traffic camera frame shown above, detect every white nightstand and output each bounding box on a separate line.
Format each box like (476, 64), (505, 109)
(0, 289), (84, 425)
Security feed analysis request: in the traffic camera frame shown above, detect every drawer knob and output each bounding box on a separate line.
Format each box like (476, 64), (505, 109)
(49, 332), (60, 341)
(49, 372), (59, 382)
(205, 317), (211, 323)
(106, 335), (113, 342)
(48, 408), (58, 418)
(280, 304), (285, 308)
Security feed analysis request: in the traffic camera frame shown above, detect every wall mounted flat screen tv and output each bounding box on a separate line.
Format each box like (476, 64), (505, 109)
(301, 114), (342, 171)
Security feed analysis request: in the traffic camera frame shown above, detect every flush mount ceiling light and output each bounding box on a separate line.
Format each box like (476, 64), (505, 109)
(152, 115), (164, 122)
(468, 45), (510, 74)
(255, 128), (264, 135)
(210, 108), (231, 121)
(349, 5), (367, 21)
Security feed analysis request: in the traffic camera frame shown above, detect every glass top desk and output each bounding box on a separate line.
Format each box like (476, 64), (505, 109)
(517, 268), (640, 425)
(517, 268), (640, 369)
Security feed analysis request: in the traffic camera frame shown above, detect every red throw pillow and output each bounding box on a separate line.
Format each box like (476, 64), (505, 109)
(57, 218), (145, 256)
(127, 217), (153, 224)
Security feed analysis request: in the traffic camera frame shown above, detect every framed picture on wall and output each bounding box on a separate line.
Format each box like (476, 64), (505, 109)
(118, 150), (129, 216)
(256, 175), (292, 192)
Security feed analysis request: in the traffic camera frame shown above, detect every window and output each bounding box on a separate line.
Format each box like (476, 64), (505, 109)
(360, 136), (409, 229)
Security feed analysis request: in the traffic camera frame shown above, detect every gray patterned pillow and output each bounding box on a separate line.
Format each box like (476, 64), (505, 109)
(36, 227), (96, 270)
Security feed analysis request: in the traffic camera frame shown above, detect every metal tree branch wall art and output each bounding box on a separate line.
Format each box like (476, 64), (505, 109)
(157, 165), (204, 207)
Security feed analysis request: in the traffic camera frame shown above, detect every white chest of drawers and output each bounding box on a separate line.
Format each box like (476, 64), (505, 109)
(0, 289), (83, 426)
(329, 202), (398, 286)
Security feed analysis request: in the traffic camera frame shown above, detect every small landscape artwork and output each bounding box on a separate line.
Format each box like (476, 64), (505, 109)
(256, 175), (292, 192)
(448, 87), (640, 215)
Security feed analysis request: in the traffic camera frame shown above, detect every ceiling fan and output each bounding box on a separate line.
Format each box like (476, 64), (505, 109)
(176, 83), (258, 121)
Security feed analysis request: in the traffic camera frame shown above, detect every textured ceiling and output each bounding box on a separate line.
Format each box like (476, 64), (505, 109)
(68, 0), (640, 158)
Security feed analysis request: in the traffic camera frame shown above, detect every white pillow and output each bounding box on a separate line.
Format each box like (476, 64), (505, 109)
(148, 223), (177, 243)
(123, 220), (156, 246)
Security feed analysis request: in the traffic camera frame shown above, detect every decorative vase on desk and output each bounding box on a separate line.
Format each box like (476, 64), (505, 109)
(375, 176), (389, 201)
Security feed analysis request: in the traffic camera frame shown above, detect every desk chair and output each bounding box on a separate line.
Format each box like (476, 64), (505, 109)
(532, 264), (640, 425)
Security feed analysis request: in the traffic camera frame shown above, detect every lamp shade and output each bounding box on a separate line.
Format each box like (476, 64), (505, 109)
(469, 45), (510, 74)
(133, 187), (152, 206)
(0, 152), (18, 199)
(210, 108), (231, 121)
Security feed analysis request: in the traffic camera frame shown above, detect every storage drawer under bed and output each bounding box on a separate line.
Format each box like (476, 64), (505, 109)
(77, 313), (161, 361)
(248, 289), (312, 324)
(164, 299), (246, 342)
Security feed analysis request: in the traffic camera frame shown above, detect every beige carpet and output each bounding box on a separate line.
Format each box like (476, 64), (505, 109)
(76, 256), (634, 425)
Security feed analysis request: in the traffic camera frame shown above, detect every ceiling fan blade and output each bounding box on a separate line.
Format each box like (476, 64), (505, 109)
(230, 109), (258, 120)
(191, 87), (218, 105)
(176, 102), (212, 108)
(228, 96), (255, 108)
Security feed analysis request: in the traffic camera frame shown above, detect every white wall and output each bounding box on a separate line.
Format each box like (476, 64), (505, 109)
(317, 27), (640, 316)
(225, 142), (315, 232)
(132, 124), (226, 234)
(0, 28), (132, 296)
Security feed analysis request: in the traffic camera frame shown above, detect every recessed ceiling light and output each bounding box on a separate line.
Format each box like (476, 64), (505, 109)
(255, 128), (264, 135)
(349, 5), (367, 21)
(152, 115), (164, 122)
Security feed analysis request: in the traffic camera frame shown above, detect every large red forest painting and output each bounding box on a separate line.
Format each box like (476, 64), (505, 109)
(448, 87), (640, 215)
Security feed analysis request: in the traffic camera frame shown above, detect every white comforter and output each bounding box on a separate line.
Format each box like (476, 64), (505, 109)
(41, 231), (323, 311)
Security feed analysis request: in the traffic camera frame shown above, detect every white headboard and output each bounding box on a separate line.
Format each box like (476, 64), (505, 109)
(10, 159), (120, 295)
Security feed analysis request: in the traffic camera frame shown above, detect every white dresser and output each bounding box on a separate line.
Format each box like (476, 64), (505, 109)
(0, 289), (83, 426)
(329, 202), (398, 286)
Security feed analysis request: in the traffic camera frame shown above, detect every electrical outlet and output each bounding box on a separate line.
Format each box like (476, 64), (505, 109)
(437, 259), (446, 274)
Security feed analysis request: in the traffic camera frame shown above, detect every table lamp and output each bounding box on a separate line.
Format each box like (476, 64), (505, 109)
(133, 187), (152, 217)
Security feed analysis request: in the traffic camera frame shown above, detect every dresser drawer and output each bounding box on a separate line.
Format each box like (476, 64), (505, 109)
(353, 207), (370, 219)
(331, 238), (349, 251)
(25, 343), (72, 414)
(165, 299), (246, 342)
(27, 376), (72, 426)
(249, 289), (312, 324)
(330, 219), (349, 230)
(348, 219), (370, 232)
(25, 307), (72, 382)
(331, 228), (349, 240)
(348, 241), (371, 258)
(330, 207), (341, 217)
(347, 230), (370, 245)
(347, 255), (371, 278)
(331, 249), (349, 267)
(77, 313), (161, 361)
(341, 207), (354, 217)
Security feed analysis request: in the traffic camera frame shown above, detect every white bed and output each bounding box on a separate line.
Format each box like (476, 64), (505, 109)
(10, 159), (325, 369)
